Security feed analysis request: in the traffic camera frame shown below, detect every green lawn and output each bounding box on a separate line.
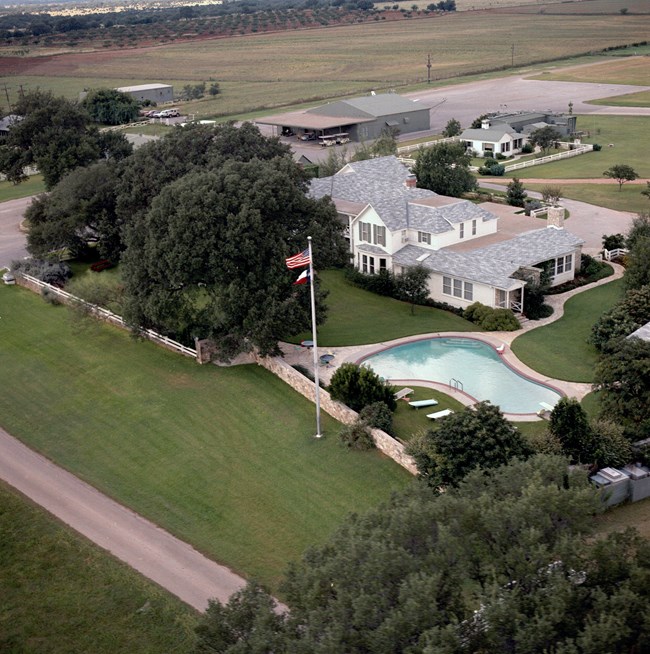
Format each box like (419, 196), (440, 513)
(391, 386), (467, 442)
(525, 181), (649, 213)
(511, 279), (623, 382)
(0, 481), (197, 653)
(0, 175), (45, 203)
(292, 269), (479, 346)
(587, 89), (650, 108)
(0, 284), (411, 591)
(510, 115), (649, 179)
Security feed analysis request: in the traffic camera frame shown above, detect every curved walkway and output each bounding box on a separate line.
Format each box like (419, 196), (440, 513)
(281, 264), (625, 420)
(0, 425), (247, 612)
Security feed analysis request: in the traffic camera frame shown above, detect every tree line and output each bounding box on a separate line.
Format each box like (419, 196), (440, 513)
(2, 90), (348, 360)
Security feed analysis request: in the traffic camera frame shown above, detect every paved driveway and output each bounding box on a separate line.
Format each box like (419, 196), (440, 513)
(0, 196), (32, 269)
(0, 425), (248, 611)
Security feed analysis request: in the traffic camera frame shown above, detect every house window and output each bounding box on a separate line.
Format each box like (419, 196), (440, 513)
(482, 143), (493, 152)
(359, 221), (370, 242)
(418, 231), (431, 245)
(459, 223), (465, 239)
(361, 254), (368, 273)
(379, 258), (387, 272)
(472, 219), (477, 236)
(369, 256), (375, 274)
(556, 257), (565, 275)
(502, 141), (510, 152)
(373, 224), (386, 247)
(443, 275), (472, 301)
(565, 254), (573, 271)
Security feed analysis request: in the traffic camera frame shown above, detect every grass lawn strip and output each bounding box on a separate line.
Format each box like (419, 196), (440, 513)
(291, 269), (479, 346)
(525, 182), (649, 214)
(391, 386), (467, 442)
(0, 175), (45, 203)
(0, 481), (196, 654)
(511, 279), (623, 383)
(530, 55), (650, 86)
(0, 284), (411, 592)
(587, 89), (650, 108)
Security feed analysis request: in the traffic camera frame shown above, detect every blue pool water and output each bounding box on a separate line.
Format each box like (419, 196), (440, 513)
(361, 337), (562, 414)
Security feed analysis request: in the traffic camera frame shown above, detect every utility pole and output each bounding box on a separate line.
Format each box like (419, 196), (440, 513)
(3, 83), (11, 113)
(427, 53), (432, 84)
(511, 43), (515, 67)
(18, 83), (25, 100)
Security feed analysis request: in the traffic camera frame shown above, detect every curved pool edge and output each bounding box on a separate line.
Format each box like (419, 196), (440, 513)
(351, 332), (592, 421)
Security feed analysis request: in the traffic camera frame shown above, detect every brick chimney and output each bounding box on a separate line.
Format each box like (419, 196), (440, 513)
(547, 205), (565, 229)
(404, 174), (417, 189)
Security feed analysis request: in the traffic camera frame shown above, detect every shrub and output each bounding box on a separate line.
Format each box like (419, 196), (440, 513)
(463, 302), (519, 331)
(359, 401), (393, 435)
(344, 267), (396, 296)
(11, 258), (71, 286)
(329, 363), (396, 412)
(495, 153), (506, 160)
(40, 287), (61, 305)
(478, 162), (505, 176)
(592, 143), (602, 151)
(521, 142), (534, 154)
(338, 421), (375, 450)
(602, 233), (626, 251)
(524, 199), (542, 216)
(591, 419), (632, 469)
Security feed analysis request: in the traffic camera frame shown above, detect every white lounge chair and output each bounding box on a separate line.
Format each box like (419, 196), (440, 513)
(409, 399), (439, 409)
(394, 387), (414, 401)
(427, 409), (454, 420)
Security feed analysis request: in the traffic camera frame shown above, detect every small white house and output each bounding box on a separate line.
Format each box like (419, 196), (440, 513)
(310, 156), (583, 314)
(460, 119), (525, 157)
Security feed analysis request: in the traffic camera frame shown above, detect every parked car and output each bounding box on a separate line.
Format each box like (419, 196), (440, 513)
(299, 132), (316, 141)
(156, 109), (181, 118)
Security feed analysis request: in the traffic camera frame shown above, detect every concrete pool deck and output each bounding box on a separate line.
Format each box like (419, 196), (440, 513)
(280, 263), (624, 421)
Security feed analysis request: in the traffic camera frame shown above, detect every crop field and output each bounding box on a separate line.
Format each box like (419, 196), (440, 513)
(0, 6), (649, 118)
(492, 0), (650, 14)
(532, 55), (650, 86)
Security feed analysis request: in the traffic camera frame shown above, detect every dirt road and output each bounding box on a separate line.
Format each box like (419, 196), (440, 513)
(0, 426), (247, 611)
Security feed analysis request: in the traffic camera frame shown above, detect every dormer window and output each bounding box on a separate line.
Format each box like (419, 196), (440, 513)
(418, 231), (431, 245)
(373, 225), (386, 247)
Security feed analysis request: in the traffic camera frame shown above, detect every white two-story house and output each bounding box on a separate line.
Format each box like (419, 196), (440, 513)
(310, 156), (583, 314)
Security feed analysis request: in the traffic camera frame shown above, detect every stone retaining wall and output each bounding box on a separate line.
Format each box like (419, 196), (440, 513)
(254, 353), (417, 475)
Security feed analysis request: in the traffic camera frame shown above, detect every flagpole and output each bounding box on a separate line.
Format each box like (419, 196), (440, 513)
(307, 236), (322, 438)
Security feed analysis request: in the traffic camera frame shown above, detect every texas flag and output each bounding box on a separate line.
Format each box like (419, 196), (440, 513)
(293, 269), (310, 285)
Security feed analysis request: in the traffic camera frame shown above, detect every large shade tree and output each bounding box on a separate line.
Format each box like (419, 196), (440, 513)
(121, 156), (347, 358)
(194, 455), (650, 653)
(407, 401), (532, 488)
(0, 89), (131, 189)
(413, 141), (476, 197)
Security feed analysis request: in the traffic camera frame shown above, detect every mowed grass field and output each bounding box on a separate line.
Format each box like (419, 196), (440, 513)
(292, 269), (479, 346)
(0, 284), (411, 591)
(499, 115), (650, 213)
(511, 278), (623, 383)
(0, 174), (45, 202)
(532, 55), (650, 86)
(1, 3), (649, 118)
(588, 89), (650, 108)
(0, 482), (196, 653)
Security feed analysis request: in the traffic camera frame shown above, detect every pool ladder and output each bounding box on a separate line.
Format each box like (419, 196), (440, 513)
(449, 378), (464, 392)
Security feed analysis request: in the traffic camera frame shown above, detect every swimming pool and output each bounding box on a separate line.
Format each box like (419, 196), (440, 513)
(360, 337), (562, 415)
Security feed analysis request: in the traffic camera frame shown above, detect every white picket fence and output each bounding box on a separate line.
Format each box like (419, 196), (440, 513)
(603, 247), (628, 261)
(504, 145), (593, 172)
(396, 135), (459, 155)
(19, 273), (196, 358)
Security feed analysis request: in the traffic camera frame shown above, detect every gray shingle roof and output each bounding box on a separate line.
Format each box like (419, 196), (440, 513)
(309, 156), (497, 233)
(392, 226), (584, 290)
(393, 244), (524, 290)
(460, 125), (519, 141)
(471, 226), (584, 266)
(307, 94), (422, 119)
